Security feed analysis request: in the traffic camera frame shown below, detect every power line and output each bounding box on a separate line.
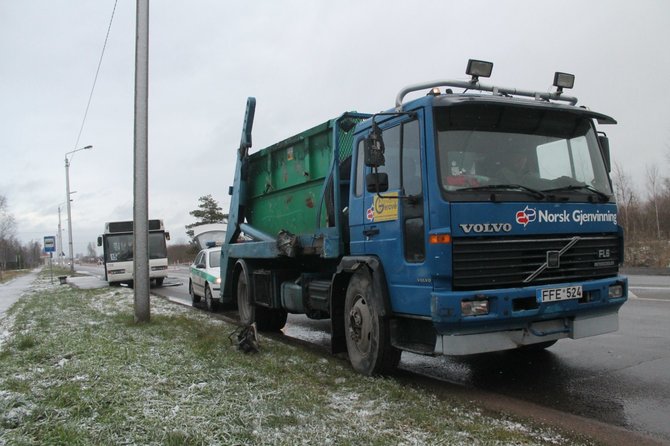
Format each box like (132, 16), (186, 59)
(72, 0), (118, 152)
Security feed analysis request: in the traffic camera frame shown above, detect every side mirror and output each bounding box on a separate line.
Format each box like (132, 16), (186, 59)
(197, 263), (205, 269)
(598, 133), (611, 172)
(97, 236), (102, 247)
(366, 172), (389, 193)
(165, 232), (171, 241)
(364, 123), (385, 168)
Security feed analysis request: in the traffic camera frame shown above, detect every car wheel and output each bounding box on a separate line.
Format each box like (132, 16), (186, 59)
(205, 285), (218, 312)
(190, 280), (201, 304)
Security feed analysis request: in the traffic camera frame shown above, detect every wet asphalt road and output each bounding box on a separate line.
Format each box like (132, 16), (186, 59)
(78, 264), (670, 443)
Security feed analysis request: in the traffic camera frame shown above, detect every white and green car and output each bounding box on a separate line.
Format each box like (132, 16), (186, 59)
(189, 246), (221, 311)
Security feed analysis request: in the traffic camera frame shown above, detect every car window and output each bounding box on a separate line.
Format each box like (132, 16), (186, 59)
(209, 250), (220, 268)
(194, 252), (204, 267)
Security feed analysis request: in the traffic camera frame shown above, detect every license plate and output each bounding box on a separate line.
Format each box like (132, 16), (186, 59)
(539, 285), (583, 302)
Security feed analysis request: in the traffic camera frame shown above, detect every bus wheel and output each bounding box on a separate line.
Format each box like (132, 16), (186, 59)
(205, 285), (218, 312)
(189, 281), (201, 304)
(155, 277), (164, 287)
(344, 269), (400, 376)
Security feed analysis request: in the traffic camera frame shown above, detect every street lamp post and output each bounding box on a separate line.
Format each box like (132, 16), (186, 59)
(65, 145), (93, 273)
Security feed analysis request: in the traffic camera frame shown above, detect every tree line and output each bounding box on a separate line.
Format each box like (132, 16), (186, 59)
(612, 158), (670, 268)
(0, 195), (45, 278)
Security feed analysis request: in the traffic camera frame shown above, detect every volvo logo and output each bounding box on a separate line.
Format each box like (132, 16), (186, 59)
(459, 223), (512, 234)
(524, 236), (581, 283)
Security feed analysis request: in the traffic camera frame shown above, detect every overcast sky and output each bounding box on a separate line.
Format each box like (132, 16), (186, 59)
(1, 0), (669, 256)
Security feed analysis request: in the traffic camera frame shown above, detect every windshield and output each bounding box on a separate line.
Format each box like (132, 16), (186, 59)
(104, 232), (167, 262)
(435, 105), (612, 201)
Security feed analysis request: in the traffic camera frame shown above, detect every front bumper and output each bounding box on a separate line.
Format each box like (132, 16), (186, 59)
(431, 276), (627, 355)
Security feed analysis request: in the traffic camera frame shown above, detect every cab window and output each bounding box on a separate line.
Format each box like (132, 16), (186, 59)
(377, 126), (401, 191)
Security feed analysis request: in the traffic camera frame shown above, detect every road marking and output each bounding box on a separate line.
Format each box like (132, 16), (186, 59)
(629, 290), (670, 302)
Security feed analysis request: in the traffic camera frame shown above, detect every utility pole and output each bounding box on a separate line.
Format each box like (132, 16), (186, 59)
(65, 145), (92, 273)
(57, 205), (63, 266)
(133, 0), (150, 322)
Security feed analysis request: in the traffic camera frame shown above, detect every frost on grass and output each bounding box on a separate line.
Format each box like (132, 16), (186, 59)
(0, 274), (584, 446)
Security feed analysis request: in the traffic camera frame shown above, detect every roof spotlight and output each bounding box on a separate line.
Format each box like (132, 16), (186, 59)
(466, 59), (493, 82)
(553, 72), (575, 93)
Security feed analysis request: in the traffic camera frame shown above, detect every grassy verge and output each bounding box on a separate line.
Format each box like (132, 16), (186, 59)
(0, 271), (594, 445)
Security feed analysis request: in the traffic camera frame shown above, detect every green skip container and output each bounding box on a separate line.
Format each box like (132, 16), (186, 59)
(245, 116), (361, 237)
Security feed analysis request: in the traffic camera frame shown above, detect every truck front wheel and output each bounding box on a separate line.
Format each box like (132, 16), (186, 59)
(344, 269), (400, 376)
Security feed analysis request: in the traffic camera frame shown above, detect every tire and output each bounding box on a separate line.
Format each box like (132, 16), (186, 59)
(344, 269), (401, 376)
(236, 267), (287, 332)
(190, 280), (201, 304)
(205, 284), (218, 312)
(237, 269), (254, 325)
(155, 277), (164, 287)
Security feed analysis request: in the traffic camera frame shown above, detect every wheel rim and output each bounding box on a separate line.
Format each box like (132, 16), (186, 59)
(348, 294), (372, 356)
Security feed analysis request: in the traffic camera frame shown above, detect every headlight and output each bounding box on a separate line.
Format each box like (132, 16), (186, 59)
(215, 277), (221, 285)
(608, 284), (624, 299)
(461, 299), (489, 316)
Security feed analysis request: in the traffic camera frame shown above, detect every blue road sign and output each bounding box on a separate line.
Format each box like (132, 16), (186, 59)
(44, 236), (56, 253)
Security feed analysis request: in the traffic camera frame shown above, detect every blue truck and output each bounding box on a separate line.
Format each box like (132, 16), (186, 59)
(218, 59), (627, 375)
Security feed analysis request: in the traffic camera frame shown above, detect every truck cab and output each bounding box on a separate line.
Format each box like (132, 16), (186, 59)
(346, 62), (626, 359)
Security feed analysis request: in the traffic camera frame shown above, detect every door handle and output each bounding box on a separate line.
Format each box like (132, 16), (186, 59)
(363, 228), (380, 237)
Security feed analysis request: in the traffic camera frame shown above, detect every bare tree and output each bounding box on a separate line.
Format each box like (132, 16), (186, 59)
(612, 162), (638, 240)
(0, 195), (17, 279)
(645, 164), (662, 240)
(86, 242), (97, 260)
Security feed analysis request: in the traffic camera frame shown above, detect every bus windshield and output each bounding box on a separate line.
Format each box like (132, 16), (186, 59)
(104, 232), (167, 262)
(435, 104), (612, 200)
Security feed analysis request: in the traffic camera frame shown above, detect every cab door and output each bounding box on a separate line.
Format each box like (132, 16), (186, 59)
(357, 115), (430, 316)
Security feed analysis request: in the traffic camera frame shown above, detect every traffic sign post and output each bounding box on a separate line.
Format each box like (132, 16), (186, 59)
(44, 236), (56, 283)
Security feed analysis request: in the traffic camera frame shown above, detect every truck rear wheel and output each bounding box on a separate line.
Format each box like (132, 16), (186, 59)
(344, 269), (400, 376)
(236, 267), (287, 332)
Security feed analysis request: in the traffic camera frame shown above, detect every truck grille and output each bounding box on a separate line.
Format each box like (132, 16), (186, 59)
(452, 233), (620, 291)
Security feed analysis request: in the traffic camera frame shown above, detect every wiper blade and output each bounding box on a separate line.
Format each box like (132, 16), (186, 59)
(458, 184), (546, 199)
(542, 184), (611, 202)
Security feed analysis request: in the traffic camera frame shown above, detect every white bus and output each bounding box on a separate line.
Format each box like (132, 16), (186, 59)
(97, 220), (170, 287)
